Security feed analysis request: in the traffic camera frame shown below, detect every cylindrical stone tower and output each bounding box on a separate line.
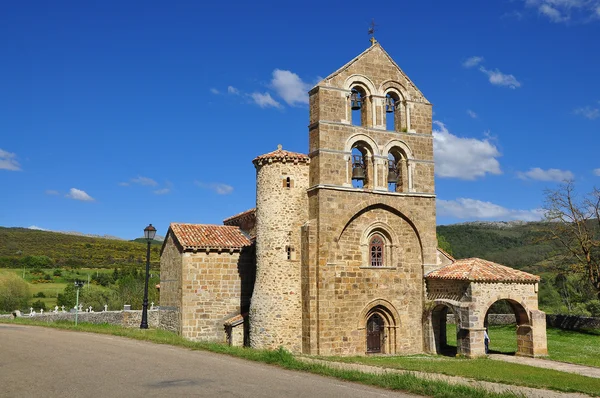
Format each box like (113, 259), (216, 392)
(250, 144), (309, 352)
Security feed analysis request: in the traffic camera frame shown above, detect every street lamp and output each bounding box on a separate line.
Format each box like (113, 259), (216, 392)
(140, 223), (156, 329)
(74, 280), (84, 326)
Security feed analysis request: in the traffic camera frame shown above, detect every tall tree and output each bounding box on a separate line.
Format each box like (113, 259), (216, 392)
(543, 181), (600, 298)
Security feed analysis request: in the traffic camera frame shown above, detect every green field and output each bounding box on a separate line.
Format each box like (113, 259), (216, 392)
(323, 324), (600, 396)
(0, 268), (116, 309)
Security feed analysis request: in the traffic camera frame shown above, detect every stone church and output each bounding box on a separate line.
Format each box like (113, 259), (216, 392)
(160, 40), (548, 358)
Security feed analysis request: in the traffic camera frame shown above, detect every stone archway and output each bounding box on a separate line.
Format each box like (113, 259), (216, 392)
(358, 300), (399, 355)
(483, 298), (537, 357)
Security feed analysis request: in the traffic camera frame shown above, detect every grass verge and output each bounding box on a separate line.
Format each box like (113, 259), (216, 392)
(324, 353), (600, 396)
(0, 318), (521, 398)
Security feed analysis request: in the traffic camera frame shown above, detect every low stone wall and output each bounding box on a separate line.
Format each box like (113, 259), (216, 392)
(546, 314), (600, 331)
(6, 309), (178, 332)
(447, 313), (600, 330)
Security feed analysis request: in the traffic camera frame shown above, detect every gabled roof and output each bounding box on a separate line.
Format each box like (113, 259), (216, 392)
(426, 258), (540, 283)
(316, 42), (430, 104)
(437, 247), (455, 263)
(253, 144), (309, 166)
(169, 223), (252, 251)
(223, 208), (256, 225)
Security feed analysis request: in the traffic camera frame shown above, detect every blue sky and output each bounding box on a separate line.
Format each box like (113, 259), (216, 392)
(1, 0), (600, 239)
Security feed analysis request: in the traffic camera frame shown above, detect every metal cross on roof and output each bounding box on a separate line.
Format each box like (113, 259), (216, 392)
(368, 19), (377, 45)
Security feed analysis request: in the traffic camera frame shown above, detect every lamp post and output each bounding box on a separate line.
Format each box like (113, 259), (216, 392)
(74, 280), (84, 326)
(140, 224), (156, 329)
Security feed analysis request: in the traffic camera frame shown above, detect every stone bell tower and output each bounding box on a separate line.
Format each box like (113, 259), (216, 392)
(301, 40), (438, 356)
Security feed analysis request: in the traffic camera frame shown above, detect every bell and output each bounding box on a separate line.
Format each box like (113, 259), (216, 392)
(387, 169), (398, 184)
(352, 155), (365, 181)
(352, 165), (366, 181)
(350, 90), (362, 110)
(385, 96), (395, 113)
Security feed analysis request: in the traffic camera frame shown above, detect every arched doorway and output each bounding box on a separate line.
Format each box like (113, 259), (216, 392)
(366, 314), (384, 353)
(484, 299), (532, 356)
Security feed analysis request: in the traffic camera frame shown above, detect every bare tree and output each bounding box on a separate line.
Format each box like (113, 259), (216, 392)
(543, 181), (600, 298)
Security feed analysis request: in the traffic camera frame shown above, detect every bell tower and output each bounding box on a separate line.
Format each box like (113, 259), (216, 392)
(301, 41), (438, 356)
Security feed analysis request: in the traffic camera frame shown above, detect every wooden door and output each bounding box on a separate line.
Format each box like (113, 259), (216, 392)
(366, 314), (383, 353)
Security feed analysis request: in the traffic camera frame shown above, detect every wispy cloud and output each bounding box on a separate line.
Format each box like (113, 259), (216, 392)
(463, 56), (484, 68)
(467, 109), (478, 119)
(521, 0), (600, 23)
(210, 88), (220, 95)
(438, 198), (544, 221)
(593, 168), (600, 176)
(479, 67), (522, 89)
(0, 148), (21, 171)
(153, 181), (172, 195)
(433, 121), (502, 180)
(574, 102), (600, 119)
(195, 181), (234, 195)
(270, 69), (311, 106)
(228, 86), (240, 95)
(66, 188), (95, 202)
(250, 92), (282, 109)
(45, 190), (59, 195)
(517, 167), (574, 181)
(131, 176), (158, 186)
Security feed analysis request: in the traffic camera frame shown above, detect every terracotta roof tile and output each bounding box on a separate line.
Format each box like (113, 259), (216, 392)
(223, 208), (256, 225)
(170, 223), (252, 250)
(426, 258), (539, 283)
(253, 144), (309, 165)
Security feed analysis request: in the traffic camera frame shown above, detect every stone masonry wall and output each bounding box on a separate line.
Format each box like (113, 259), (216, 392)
(250, 160), (309, 353)
(160, 232), (183, 332)
(180, 249), (254, 342)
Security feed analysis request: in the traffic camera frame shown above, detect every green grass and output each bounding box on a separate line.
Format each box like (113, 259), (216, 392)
(318, 324), (600, 396)
(472, 324), (600, 368)
(0, 318), (521, 398)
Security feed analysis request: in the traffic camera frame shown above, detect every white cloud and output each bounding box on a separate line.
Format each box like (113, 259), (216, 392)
(66, 188), (95, 202)
(522, 0), (600, 23)
(227, 86), (240, 95)
(574, 104), (600, 119)
(467, 109), (478, 119)
(479, 67), (522, 89)
(210, 88), (220, 95)
(154, 181), (172, 195)
(433, 121), (502, 180)
(463, 56), (484, 68)
(0, 148), (21, 171)
(195, 181), (234, 195)
(250, 92), (282, 109)
(118, 182), (130, 187)
(593, 168), (600, 176)
(517, 167), (574, 181)
(438, 198), (545, 221)
(270, 69), (311, 106)
(130, 176), (158, 186)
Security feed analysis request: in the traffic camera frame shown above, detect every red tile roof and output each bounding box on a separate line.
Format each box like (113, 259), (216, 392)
(170, 223), (252, 250)
(253, 144), (309, 165)
(223, 208), (256, 225)
(426, 258), (539, 283)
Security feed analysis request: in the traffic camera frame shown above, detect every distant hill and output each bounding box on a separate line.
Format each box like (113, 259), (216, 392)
(0, 227), (160, 268)
(436, 221), (564, 274)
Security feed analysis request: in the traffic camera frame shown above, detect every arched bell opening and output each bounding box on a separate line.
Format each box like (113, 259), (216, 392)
(430, 304), (458, 356)
(386, 147), (408, 193)
(385, 92), (401, 132)
(350, 141), (374, 189)
(350, 87), (368, 127)
(484, 299), (531, 356)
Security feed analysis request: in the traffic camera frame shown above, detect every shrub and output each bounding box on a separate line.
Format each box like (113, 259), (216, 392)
(53, 269), (62, 277)
(33, 291), (46, 298)
(31, 299), (47, 311)
(0, 273), (30, 312)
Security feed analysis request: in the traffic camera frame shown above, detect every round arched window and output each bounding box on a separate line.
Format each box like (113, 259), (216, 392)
(370, 234), (384, 267)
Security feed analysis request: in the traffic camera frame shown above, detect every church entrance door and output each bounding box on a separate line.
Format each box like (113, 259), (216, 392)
(366, 313), (384, 353)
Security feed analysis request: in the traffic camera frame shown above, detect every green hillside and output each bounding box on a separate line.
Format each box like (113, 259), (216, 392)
(0, 227), (161, 269)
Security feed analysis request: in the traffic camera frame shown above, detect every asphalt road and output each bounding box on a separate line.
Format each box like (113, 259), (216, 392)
(0, 324), (417, 398)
